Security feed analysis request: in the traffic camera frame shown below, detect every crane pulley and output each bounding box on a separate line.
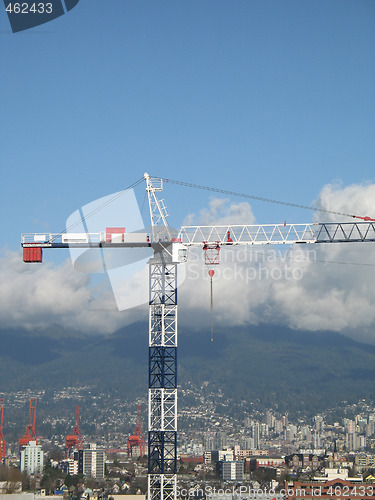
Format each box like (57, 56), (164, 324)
(203, 242), (221, 342)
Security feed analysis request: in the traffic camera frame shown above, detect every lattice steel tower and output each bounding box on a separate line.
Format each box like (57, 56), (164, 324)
(146, 174), (182, 500)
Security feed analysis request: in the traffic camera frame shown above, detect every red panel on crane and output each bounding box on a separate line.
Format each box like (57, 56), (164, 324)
(106, 227), (125, 243)
(23, 247), (42, 263)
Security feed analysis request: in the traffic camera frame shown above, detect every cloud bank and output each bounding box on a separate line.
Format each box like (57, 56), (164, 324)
(2, 182), (375, 343)
(179, 184), (375, 343)
(0, 251), (142, 334)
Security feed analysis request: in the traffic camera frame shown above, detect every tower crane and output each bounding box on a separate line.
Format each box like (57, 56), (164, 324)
(65, 405), (83, 458)
(127, 405), (145, 457)
(0, 399), (5, 463)
(18, 398), (37, 452)
(21, 173), (375, 500)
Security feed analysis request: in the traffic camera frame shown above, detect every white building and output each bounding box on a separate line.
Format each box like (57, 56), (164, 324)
(20, 440), (43, 475)
(61, 458), (79, 475)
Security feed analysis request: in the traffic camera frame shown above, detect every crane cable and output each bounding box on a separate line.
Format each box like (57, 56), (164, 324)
(160, 176), (375, 221)
(51, 176), (145, 242)
(209, 270), (214, 342)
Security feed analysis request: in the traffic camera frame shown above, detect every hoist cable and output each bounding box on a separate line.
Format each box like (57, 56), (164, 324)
(210, 276), (214, 342)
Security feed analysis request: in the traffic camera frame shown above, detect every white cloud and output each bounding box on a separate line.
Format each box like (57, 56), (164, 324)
(183, 198), (256, 226)
(313, 181), (375, 222)
(0, 251), (142, 334)
(178, 183), (375, 343)
(3, 182), (375, 343)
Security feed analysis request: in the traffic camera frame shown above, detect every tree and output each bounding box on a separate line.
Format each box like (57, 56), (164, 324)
(64, 474), (84, 489)
(41, 458), (64, 493)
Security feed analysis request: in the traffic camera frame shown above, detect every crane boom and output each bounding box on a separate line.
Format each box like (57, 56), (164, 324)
(22, 221), (375, 253)
(179, 221), (375, 246)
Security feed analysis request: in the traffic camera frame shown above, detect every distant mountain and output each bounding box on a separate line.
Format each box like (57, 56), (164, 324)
(179, 325), (375, 414)
(1, 323), (375, 417)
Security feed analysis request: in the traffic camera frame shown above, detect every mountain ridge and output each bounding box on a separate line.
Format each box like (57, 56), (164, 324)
(0, 323), (374, 415)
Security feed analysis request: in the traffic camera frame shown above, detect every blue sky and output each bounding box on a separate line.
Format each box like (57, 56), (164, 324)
(1, 0), (374, 251)
(1, 1), (375, 341)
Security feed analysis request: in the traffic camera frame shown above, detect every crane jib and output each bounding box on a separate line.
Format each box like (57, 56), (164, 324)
(21, 222), (375, 249)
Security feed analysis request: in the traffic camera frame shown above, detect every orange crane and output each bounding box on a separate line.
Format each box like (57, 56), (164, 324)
(65, 405), (83, 458)
(0, 399), (5, 462)
(18, 398), (37, 451)
(127, 405), (145, 457)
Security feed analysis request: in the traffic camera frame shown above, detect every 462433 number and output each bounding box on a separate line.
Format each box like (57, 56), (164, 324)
(5, 2), (53, 14)
(326, 485), (374, 496)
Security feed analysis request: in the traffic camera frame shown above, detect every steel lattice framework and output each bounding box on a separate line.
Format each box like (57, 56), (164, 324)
(22, 221), (375, 249)
(145, 171), (181, 500)
(178, 221), (375, 246)
(148, 254), (178, 500)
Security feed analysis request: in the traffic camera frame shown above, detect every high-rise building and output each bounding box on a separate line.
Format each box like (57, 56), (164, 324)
(346, 420), (356, 434)
(312, 433), (321, 449)
(274, 419), (283, 434)
(20, 440), (43, 475)
(366, 421), (375, 437)
(266, 411), (275, 429)
(78, 444), (106, 479)
(251, 422), (260, 449)
(312, 415), (325, 432)
(215, 461), (244, 481)
(346, 432), (359, 452)
(285, 425), (297, 442)
(241, 437), (254, 450)
(214, 431), (227, 450)
(260, 423), (269, 438)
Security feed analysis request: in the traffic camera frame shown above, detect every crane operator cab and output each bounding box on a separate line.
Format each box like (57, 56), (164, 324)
(172, 241), (188, 263)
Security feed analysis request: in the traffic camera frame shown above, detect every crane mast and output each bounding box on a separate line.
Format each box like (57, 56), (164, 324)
(146, 174), (178, 500)
(20, 174), (375, 500)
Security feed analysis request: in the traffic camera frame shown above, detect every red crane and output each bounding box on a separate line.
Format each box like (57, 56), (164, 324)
(65, 405), (83, 458)
(18, 398), (37, 451)
(127, 405), (145, 457)
(0, 399), (5, 462)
